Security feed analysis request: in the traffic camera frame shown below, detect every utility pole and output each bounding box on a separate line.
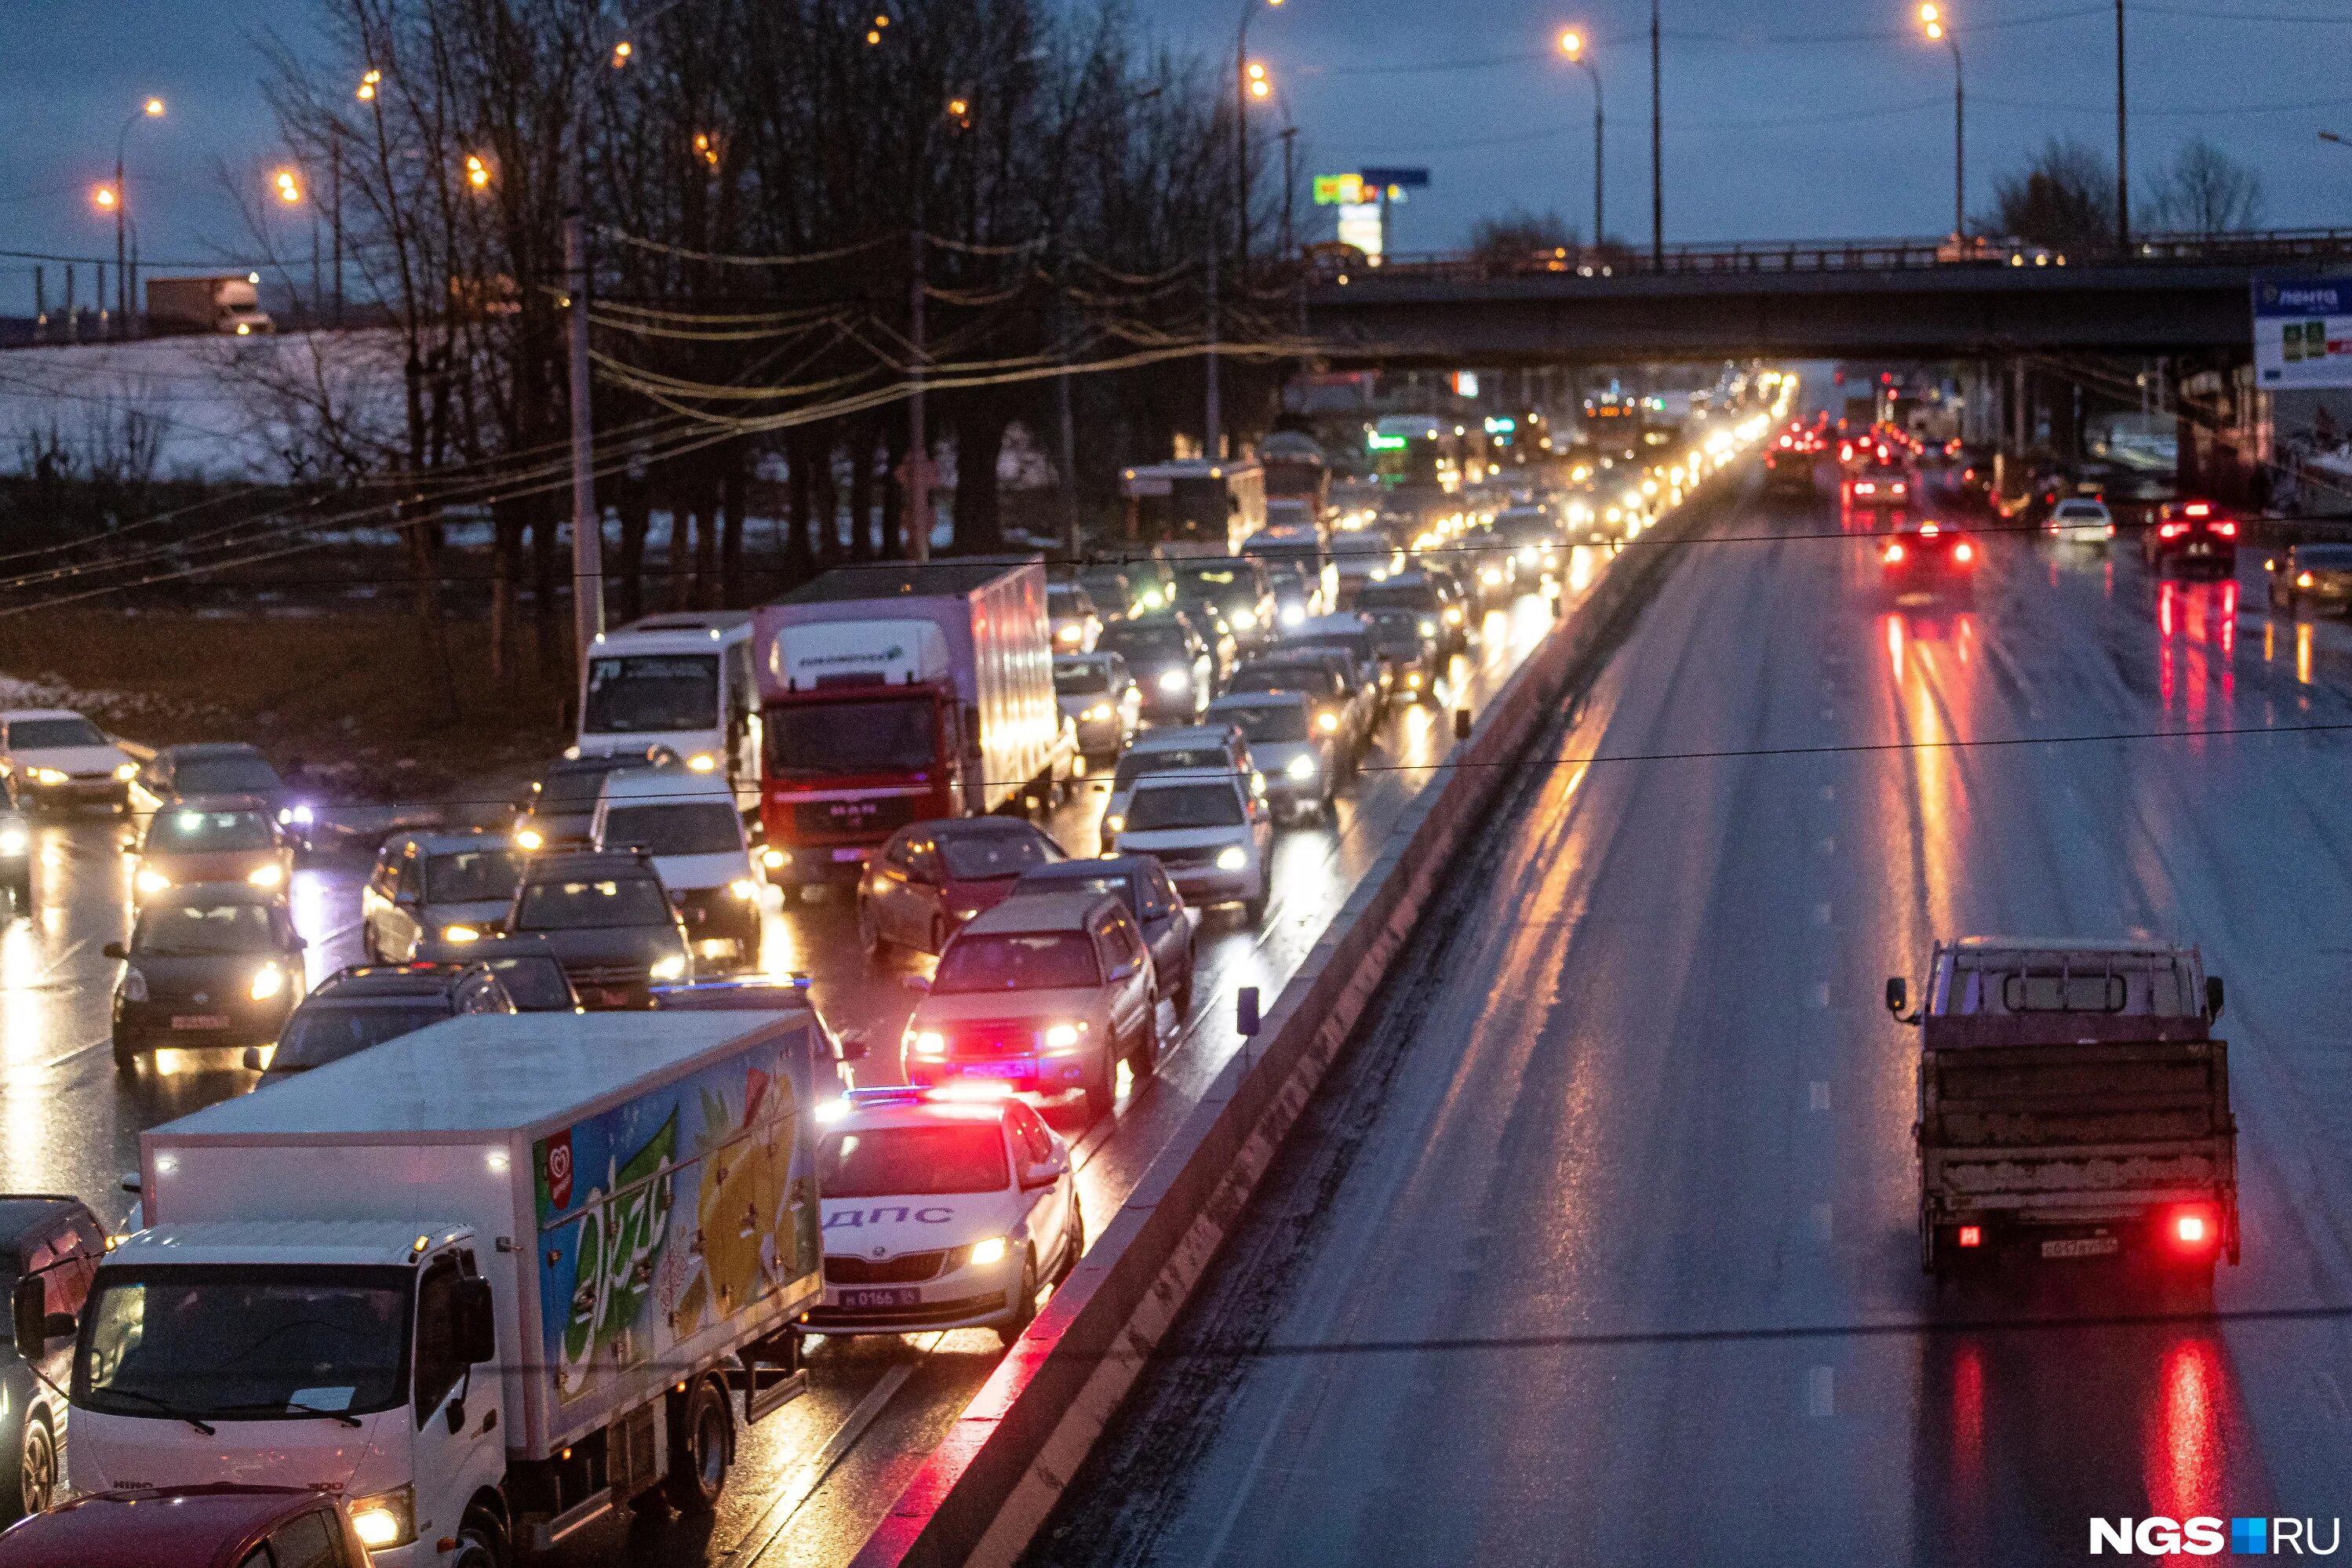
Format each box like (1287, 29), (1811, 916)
(564, 209), (604, 660)
(1279, 124), (1298, 260)
(2113, 0), (2129, 253)
(1650, 0), (1663, 268)
(907, 202), (932, 562)
(330, 145), (344, 326)
(1204, 236), (1222, 461)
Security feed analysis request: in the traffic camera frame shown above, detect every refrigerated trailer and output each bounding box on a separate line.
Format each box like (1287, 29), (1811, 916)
(1890, 937), (2238, 1279)
(750, 561), (1075, 890)
(68, 1011), (825, 1564)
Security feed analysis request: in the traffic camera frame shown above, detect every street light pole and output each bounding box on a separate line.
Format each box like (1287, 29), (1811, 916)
(564, 209), (603, 657)
(1648, 0), (1662, 268)
(113, 100), (162, 335)
(1560, 32), (1604, 256)
(1236, 0), (1283, 286)
(1920, 5), (1963, 238)
(2114, 0), (2129, 253)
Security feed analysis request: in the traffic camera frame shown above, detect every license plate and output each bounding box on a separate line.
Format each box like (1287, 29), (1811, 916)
(839, 1286), (919, 1310)
(832, 848), (870, 864)
(963, 1060), (1033, 1079)
(2041, 1236), (2121, 1260)
(2187, 544), (2210, 555)
(170, 1014), (231, 1031)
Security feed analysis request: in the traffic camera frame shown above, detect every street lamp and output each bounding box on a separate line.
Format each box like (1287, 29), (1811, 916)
(1559, 30), (1603, 259)
(1917, 3), (1963, 239)
(1236, 0), (1286, 282)
(2113, 0), (2129, 252)
(114, 96), (165, 334)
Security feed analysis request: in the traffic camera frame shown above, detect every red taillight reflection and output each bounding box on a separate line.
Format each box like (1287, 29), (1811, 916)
(1957, 1224), (1982, 1248)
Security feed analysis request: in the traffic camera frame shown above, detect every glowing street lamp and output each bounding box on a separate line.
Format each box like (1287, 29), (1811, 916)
(357, 68), (381, 102)
(1246, 61), (1272, 100)
(464, 153), (491, 190)
(273, 169), (304, 206)
(1558, 27), (1603, 257)
(1917, 2), (1964, 237)
(610, 39), (633, 67)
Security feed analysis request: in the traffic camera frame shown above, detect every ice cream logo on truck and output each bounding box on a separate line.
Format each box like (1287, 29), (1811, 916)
(533, 1044), (821, 1405)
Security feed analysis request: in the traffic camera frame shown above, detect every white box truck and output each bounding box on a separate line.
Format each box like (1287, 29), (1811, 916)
(749, 562), (1076, 892)
(576, 610), (761, 815)
(145, 274), (273, 336)
(58, 1011), (825, 1565)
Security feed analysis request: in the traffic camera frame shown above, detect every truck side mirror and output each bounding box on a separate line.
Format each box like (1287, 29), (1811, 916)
(12, 1277), (46, 1360)
(1884, 977), (1908, 1017)
(2205, 976), (2225, 1021)
(1236, 985), (1262, 1037)
(455, 1277), (497, 1364)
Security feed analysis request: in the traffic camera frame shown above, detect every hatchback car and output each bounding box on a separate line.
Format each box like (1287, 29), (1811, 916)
(410, 933), (582, 1011)
(592, 765), (763, 970)
(1169, 558), (1276, 657)
(106, 884), (308, 1072)
(1054, 653), (1142, 764)
(801, 1087), (1081, 1344)
(1283, 613), (1389, 707)
(902, 891), (1158, 1119)
(1360, 606), (1440, 703)
(249, 961), (515, 1084)
(360, 830), (526, 961)
(128, 744), (315, 851)
(2144, 499), (2239, 578)
(1227, 656), (1364, 762)
(1100, 725), (1257, 839)
(1206, 690), (1334, 821)
(858, 817), (1068, 961)
(1097, 613), (1215, 724)
(129, 797), (294, 908)
(2045, 497), (2114, 548)
(1107, 769), (1273, 923)
(512, 744), (678, 853)
(1047, 582), (1104, 653)
(0, 1196), (103, 1521)
(0, 711), (136, 813)
(1879, 522), (1979, 603)
(1007, 855), (1196, 1015)
(1354, 570), (1467, 658)
(504, 849), (692, 1008)
(0, 1483), (376, 1568)
(2267, 542), (2352, 614)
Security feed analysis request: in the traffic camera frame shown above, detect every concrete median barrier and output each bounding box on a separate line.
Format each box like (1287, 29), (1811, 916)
(843, 478), (1742, 1568)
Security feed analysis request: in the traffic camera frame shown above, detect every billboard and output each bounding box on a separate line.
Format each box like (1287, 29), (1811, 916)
(2254, 277), (2352, 390)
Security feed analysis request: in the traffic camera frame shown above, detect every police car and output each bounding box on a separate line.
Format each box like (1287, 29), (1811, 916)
(800, 1086), (1082, 1346)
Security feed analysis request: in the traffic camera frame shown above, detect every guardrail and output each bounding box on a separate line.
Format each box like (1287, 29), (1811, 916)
(1345, 227), (2352, 284)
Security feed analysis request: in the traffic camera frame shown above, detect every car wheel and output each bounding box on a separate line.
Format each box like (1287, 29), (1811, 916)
(1241, 890), (1268, 925)
(1127, 1013), (1159, 1081)
(663, 1375), (732, 1514)
(5, 1412), (56, 1519)
(928, 916), (948, 957)
(1057, 1199), (1085, 1285)
(1081, 1054), (1115, 1123)
(996, 1251), (1039, 1348)
(856, 902), (886, 966)
(448, 1509), (509, 1568)
(1174, 974), (1195, 1019)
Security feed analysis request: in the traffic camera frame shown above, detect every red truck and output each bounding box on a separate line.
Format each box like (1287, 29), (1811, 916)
(751, 562), (1075, 896)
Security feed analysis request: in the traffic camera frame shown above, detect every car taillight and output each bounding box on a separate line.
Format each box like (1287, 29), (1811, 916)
(2159, 522), (2185, 538)
(2183, 501), (2212, 517)
(2172, 1208), (2215, 1248)
(1855, 482), (1875, 494)
(1883, 543), (1906, 564)
(2212, 520), (2237, 537)
(1953, 541), (1974, 563)
(1957, 1224), (1982, 1249)
(1840, 442), (1854, 462)
(1891, 482), (1907, 495)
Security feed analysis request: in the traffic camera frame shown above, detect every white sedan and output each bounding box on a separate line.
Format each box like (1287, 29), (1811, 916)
(0, 708), (138, 810)
(2047, 497), (2114, 548)
(802, 1087), (1083, 1345)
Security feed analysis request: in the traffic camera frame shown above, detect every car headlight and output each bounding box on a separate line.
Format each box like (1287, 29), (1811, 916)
(1215, 845), (1248, 871)
(118, 966), (147, 1004)
(649, 953), (688, 981)
(1418, 619), (1437, 637)
(348, 1486), (417, 1551)
(1157, 668), (1189, 693)
(1104, 813), (1124, 835)
(1286, 753), (1316, 780)
(1082, 703), (1112, 722)
(911, 1029), (947, 1058)
(31, 768), (66, 787)
(443, 923), (482, 942)
(0, 827), (24, 857)
(1058, 624), (1083, 642)
(249, 963), (285, 1002)
(113, 762), (138, 782)
(1042, 1022), (1083, 1052)
(687, 752), (719, 773)
(1405, 672), (1423, 689)
(133, 868), (171, 896)
(1280, 605), (1306, 627)
(1316, 711), (1340, 734)
(761, 846), (789, 868)
(246, 863), (285, 889)
(728, 878), (759, 900)
(1444, 606), (1463, 625)
(1481, 567), (1502, 584)
(966, 1236), (1010, 1268)
(1229, 607), (1258, 632)
(515, 826), (544, 851)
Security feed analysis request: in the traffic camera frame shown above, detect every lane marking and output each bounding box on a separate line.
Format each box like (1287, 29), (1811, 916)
(719, 1344), (932, 1568)
(1811, 981), (1830, 1009)
(1808, 1366), (1835, 1417)
(1817, 837), (1836, 855)
(1809, 1081), (1830, 1111)
(1813, 1203), (1834, 1242)
(1813, 901), (1832, 926)
(1819, 784), (1835, 800)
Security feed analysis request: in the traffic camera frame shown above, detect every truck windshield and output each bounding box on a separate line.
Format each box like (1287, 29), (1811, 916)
(766, 698), (933, 778)
(601, 802), (741, 857)
(515, 877), (674, 930)
(425, 848), (522, 904)
(933, 931), (1101, 992)
(583, 654), (719, 734)
(76, 1264), (412, 1421)
(819, 1126), (1008, 1196)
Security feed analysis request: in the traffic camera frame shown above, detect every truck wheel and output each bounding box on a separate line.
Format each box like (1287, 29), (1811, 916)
(448, 1509), (508, 1568)
(664, 1376), (732, 1515)
(996, 1251), (1039, 1348)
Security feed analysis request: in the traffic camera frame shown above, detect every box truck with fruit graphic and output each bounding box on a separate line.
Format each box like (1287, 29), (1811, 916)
(77, 1010), (825, 1565)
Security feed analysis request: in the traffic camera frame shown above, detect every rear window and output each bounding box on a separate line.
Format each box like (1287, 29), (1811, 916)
(819, 1125), (1008, 1198)
(1112, 748), (1231, 790)
(271, 1002), (453, 1071)
(1126, 782), (1246, 831)
(933, 931), (1101, 992)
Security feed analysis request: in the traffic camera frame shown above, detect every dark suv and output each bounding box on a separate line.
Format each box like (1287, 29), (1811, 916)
(128, 743), (316, 853)
(504, 849), (693, 1008)
(0, 1195), (104, 1521)
(249, 962), (515, 1084)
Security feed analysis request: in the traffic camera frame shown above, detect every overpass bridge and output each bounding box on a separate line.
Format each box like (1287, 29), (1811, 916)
(1299, 230), (2352, 366)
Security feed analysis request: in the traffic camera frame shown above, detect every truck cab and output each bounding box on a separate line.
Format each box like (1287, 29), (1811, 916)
(576, 613), (760, 815)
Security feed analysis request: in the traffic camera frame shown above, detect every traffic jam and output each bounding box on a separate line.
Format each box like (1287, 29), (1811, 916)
(0, 401), (1784, 1565)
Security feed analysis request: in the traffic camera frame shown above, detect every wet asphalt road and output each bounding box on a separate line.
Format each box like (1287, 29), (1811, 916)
(1025, 475), (2352, 1567)
(0, 549), (1606, 1567)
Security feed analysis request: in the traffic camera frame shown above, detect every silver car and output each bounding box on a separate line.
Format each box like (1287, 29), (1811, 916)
(1054, 651), (1141, 765)
(1206, 691), (1334, 824)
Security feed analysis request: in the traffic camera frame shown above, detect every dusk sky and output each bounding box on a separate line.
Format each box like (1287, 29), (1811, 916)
(3, 0), (2348, 315)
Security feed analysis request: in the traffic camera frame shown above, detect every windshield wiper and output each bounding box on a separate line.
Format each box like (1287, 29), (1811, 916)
(213, 1399), (363, 1428)
(94, 1387), (216, 1435)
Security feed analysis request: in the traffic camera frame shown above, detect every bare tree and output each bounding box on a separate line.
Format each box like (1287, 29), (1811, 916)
(2141, 139), (2266, 235)
(1981, 137), (2116, 253)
